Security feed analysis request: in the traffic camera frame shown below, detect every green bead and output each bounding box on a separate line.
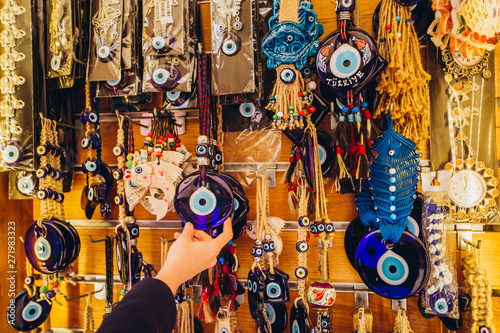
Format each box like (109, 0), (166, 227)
(289, 105), (295, 111)
(120, 288), (127, 296)
(169, 142), (175, 148)
(270, 96), (276, 101)
(324, 197), (329, 204)
(293, 112), (299, 117)
(126, 161), (133, 169)
(302, 91), (308, 96)
(40, 285), (49, 293)
(273, 114), (278, 120)
(59, 276), (64, 281)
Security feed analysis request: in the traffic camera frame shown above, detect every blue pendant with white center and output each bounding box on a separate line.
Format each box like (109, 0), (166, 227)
(8, 288), (52, 331)
(355, 230), (430, 299)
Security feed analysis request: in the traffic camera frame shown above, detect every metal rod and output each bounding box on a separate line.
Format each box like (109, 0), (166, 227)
(64, 287), (104, 302)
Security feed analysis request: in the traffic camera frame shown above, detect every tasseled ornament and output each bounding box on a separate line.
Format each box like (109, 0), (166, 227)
(352, 306), (373, 333)
(198, 287), (215, 323)
(221, 264), (236, 296)
(209, 295), (222, 320)
(175, 299), (195, 333)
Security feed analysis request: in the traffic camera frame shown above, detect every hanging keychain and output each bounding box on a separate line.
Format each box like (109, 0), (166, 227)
(352, 306), (373, 333)
(391, 302), (413, 333)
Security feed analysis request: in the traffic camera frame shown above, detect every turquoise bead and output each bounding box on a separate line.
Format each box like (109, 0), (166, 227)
(389, 177), (396, 183)
(390, 196), (395, 202)
(396, 16), (401, 21)
(390, 214), (397, 220)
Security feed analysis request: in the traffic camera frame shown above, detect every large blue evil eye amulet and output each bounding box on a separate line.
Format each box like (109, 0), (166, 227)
(355, 230), (430, 299)
(174, 172), (234, 231)
(24, 220), (66, 274)
(316, 27), (387, 103)
(7, 288), (52, 331)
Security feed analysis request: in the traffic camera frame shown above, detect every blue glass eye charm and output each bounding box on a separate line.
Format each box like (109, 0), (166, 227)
(262, 1), (323, 70)
(264, 302), (287, 333)
(264, 268), (290, 303)
(24, 220), (66, 274)
(428, 289), (457, 317)
(151, 66), (181, 91)
(247, 269), (266, 321)
(280, 68), (296, 84)
(355, 230), (430, 299)
(344, 216), (371, 269)
(174, 172), (234, 231)
(239, 103), (256, 118)
(7, 288), (52, 331)
(221, 33), (241, 56)
(290, 299), (312, 333)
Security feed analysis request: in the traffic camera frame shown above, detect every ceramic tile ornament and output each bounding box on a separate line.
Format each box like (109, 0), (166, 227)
(263, 0), (323, 130)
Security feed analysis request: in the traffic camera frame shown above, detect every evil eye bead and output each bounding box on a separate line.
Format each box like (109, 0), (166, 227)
(310, 224), (318, 234)
(196, 144), (208, 157)
(388, 149), (395, 156)
(189, 187), (217, 216)
(51, 55), (61, 70)
(34, 237), (51, 261)
(81, 137), (91, 149)
(215, 151), (223, 164)
(295, 267), (308, 279)
(377, 250), (409, 285)
(113, 145), (125, 156)
(239, 103), (256, 117)
(36, 167), (49, 179)
(55, 192), (64, 203)
(85, 159), (98, 173)
(98, 45), (110, 59)
(115, 194), (124, 205)
(87, 111), (98, 123)
(17, 176), (35, 195)
(113, 169), (124, 180)
(266, 282), (282, 299)
(252, 246), (263, 257)
(24, 276), (35, 285)
(153, 68), (169, 85)
(298, 216), (310, 227)
(280, 68), (296, 84)
(329, 44), (361, 79)
(3, 144), (21, 164)
(135, 166), (143, 174)
(480, 327), (491, 333)
(317, 222), (325, 233)
(22, 301), (43, 322)
(37, 189), (48, 200)
(296, 241), (309, 253)
(433, 297), (449, 315)
(263, 241), (270, 252)
(325, 223), (335, 234)
(302, 67), (312, 78)
(221, 33), (241, 56)
(36, 145), (49, 156)
(221, 329), (228, 333)
(153, 36), (165, 50)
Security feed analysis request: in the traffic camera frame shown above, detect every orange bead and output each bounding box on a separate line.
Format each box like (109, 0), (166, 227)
(445, 163), (453, 171)
(283, 114), (290, 120)
(454, 84), (461, 91)
(456, 159), (463, 166)
(488, 199), (495, 206)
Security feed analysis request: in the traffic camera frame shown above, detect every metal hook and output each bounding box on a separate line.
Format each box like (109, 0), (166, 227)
(39, 112), (80, 130)
(89, 235), (114, 243)
(161, 236), (176, 244)
(64, 287), (104, 302)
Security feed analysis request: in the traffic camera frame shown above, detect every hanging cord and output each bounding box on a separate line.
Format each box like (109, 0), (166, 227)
(83, 293), (95, 333)
(116, 115), (126, 222)
(38, 118), (51, 221)
(175, 299), (195, 333)
(294, 161), (309, 313)
(24, 260), (35, 298)
(217, 97), (224, 172)
(198, 53), (211, 185)
(393, 302), (413, 333)
(462, 241), (495, 333)
(51, 120), (64, 220)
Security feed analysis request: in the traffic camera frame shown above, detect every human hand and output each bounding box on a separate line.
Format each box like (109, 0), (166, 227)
(156, 218), (233, 294)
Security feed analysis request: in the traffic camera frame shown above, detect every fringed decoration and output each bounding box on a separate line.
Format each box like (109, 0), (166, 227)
(353, 306), (373, 333)
(198, 287), (215, 323)
(373, 0), (431, 145)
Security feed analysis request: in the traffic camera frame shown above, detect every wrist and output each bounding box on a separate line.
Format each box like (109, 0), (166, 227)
(156, 267), (180, 295)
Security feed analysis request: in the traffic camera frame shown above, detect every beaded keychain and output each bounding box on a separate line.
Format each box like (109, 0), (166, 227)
(462, 240), (496, 333)
(305, 117), (336, 333)
(263, 0), (323, 130)
(372, 0), (430, 145)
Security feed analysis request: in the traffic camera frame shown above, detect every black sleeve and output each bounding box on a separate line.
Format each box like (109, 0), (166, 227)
(97, 278), (177, 333)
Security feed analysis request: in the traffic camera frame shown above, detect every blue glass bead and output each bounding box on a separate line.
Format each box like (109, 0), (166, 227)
(352, 107), (360, 113)
(396, 16), (401, 21)
(341, 107), (349, 113)
(380, 38), (386, 42)
(361, 102), (368, 108)
(389, 177), (396, 183)
(390, 214), (397, 220)
(435, 261), (440, 266)
(390, 196), (396, 202)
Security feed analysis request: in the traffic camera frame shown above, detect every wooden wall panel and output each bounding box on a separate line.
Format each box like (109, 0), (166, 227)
(22, 0), (500, 332)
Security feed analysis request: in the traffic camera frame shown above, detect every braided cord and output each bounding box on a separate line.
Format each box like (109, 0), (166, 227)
(116, 116), (126, 222)
(39, 119), (50, 220)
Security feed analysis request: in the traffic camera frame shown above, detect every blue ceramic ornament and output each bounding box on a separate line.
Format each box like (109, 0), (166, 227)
(290, 299), (312, 333)
(262, 0), (323, 70)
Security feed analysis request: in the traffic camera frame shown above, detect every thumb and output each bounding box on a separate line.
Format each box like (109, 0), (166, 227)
(181, 222), (195, 239)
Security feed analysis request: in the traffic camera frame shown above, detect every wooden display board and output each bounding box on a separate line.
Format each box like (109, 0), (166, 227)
(0, 0), (498, 332)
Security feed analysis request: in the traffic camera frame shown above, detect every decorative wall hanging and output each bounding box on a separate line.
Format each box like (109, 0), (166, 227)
(47, 0), (74, 78)
(88, 0), (123, 81)
(175, 53), (235, 231)
(316, 0), (386, 194)
(246, 215), (284, 266)
(0, 0), (34, 171)
(462, 240), (496, 333)
(263, 0), (323, 130)
(421, 195), (459, 319)
(371, 0), (431, 145)
(25, 118), (80, 274)
(79, 85), (113, 218)
(211, 0), (255, 95)
(354, 119), (430, 299)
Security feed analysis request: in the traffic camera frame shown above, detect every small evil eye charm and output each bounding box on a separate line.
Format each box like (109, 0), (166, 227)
(428, 289), (456, 316)
(247, 269), (265, 320)
(280, 68), (296, 84)
(325, 223), (335, 234)
(97, 44), (116, 63)
(239, 103), (256, 118)
(296, 241), (309, 253)
(329, 44), (361, 79)
(151, 66), (181, 91)
(113, 145), (125, 156)
(36, 167), (49, 179)
(81, 137), (91, 149)
(17, 174), (37, 196)
(298, 216), (310, 228)
(152, 35), (175, 54)
(319, 314), (331, 330)
(302, 67), (312, 78)
(295, 267), (308, 279)
(24, 276), (35, 285)
(221, 32), (241, 56)
(316, 221), (326, 234)
(195, 144), (209, 157)
(55, 192), (64, 203)
(252, 246), (264, 257)
(214, 151), (223, 165)
(84, 158), (98, 174)
(2, 141), (23, 166)
(480, 327), (492, 333)
(113, 169), (124, 180)
(36, 145), (50, 156)
(34, 237), (51, 261)
(310, 223), (318, 235)
(264, 268), (290, 303)
(263, 241), (275, 252)
(114, 194), (124, 205)
(51, 55), (61, 70)
(37, 189), (48, 200)
(127, 224), (139, 239)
